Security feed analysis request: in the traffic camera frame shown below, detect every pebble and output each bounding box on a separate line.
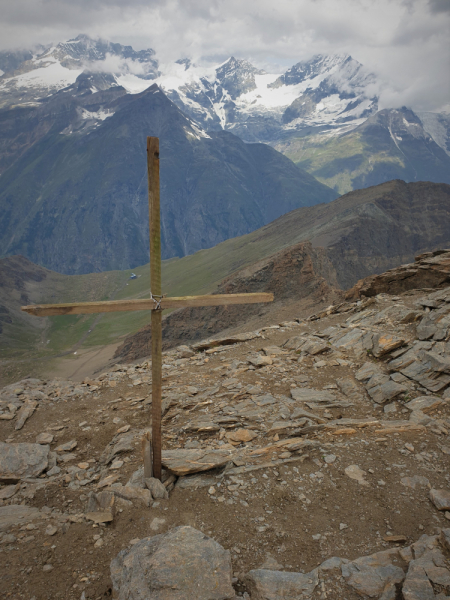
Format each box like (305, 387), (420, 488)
(45, 526), (58, 536)
(42, 564), (54, 572)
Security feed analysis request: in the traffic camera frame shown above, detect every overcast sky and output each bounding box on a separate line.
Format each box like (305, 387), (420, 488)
(1, 0), (449, 112)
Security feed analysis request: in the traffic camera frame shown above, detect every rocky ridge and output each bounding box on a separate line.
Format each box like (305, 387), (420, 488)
(1, 270), (450, 597)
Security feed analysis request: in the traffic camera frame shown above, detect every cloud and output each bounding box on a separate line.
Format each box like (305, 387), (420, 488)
(85, 54), (148, 76)
(0, 0), (448, 112)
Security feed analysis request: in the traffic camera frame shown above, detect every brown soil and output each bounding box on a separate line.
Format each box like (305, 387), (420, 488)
(1, 289), (450, 599)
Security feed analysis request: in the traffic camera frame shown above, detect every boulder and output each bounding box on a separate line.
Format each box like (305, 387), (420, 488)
(110, 526), (235, 599)
(0, 442), (49, 482)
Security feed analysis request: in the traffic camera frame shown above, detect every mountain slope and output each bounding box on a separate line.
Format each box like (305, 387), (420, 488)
(0, 83), (336, 274)
(275, 108), (450, 194)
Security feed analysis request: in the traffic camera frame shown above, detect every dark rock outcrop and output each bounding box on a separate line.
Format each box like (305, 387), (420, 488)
(345, 249), (450, 300)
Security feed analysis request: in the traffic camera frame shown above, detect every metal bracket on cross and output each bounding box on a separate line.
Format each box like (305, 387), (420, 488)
(22, 136), (274, 480)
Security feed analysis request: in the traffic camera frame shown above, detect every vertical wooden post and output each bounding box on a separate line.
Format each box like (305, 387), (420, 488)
(147, 136), (162, 481)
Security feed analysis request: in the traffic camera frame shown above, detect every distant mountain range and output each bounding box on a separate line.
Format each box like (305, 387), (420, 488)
(0, 34), (449, 274)
(0, 82), (336, 274)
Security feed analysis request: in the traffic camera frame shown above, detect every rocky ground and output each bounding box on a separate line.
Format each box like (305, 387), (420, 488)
(1, 268), (450, 598)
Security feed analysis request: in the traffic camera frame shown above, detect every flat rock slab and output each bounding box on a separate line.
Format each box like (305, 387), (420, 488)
(406, 396), (445, 413)
(291, 388), (336, 404)
(0, 442), (49, 482)
(110, 525), (235, 600)
(244, 568), (319, 599)
(161, 449), (234, 476)
(0, 504), (41, 532)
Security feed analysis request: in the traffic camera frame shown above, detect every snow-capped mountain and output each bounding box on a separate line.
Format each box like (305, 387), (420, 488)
(0, 34), (158, 109)
(155, 53), (378, 141)
(0, 36), (376, 141)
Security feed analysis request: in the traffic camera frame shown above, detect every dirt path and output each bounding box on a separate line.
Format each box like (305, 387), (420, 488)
(41, 342), (121, 381)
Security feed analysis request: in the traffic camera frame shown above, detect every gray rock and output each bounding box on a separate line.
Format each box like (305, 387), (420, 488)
(36, 432), (54, 444)
(402, 562), (434, 600)
(429, 488), (450, 510)
(145, 477), (169, 500)
(100, 432), (135, 464)
(15, 400), (38, 430)
(0, 505), (41, 532)
(46, 466), (61, 477)
(371, 333), (405, 358)
(0, 442), (49, 481)
(0, 483), (20, 500)
(355, 362), (381, 382)
(368, 380), (407, 404)
(341, 549), (405, 597)
(406, 396), (445, 413)
(55, 440), (77, 452)
(243, 568), (318, 599)
(440, 528), (450, 552)
(85, 491), (115, 523)
(400, 476), (430, 490)
(127, 467), (145, 489)
(110, 526), (235, 600)
(291, 388), (336, 404)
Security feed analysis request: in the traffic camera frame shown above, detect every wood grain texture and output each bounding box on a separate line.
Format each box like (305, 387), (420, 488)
(21, 293), (274, 316)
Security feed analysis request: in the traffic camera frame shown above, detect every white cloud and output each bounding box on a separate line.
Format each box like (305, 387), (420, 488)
(0, 0), (448, 112)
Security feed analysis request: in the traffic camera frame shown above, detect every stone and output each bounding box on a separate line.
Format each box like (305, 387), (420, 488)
(344, 465), (369, 486)
(406, 396), (445, 413)
(259, 554), (284, 570)
(401, 476), (430, 490)
(226, 429), (257, 444)
(115, 485), (153, 507)
(249, 355), (273, 367)
(368, 380), (407, 404)
(402, 562), (434, 600)
(0, 505), (41, 532)
(45, 525), (58, 536)
(150, 517), (166, 531)
(440, 529), (450, 551)
(15, 400), (38, 430)
(145, 478), (169, 500)
(0, 484), (20, 500)
(55, 440), (77, 453)
(46, 466), (61, 477)
(100, 432), (135, 464)
(85, 491), (115, 523)
(110, 526), (235, 600)
(342, 550), (405, 597)
(429, 488), (450, 510)
(372, 333), (405, 358)
(161, 448), (233, 476)
(36, 432), (54, 444)
(355, 362), (380, 382)
(192, 332), (260, 351)
(291, 388), (336, 403)
(243, 568), (319, 599)
(0, 442), (49, 481)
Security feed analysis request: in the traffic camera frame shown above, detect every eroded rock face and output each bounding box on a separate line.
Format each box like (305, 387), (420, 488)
(346, 249), (450, 300)
(0, 442), (49, 481)
(110, 526), (235, 600)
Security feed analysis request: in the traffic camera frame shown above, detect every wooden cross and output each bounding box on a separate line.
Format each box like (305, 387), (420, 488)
(22, 137), (273, 480)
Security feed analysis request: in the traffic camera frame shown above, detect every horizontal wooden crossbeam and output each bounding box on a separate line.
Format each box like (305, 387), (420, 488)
(21, 292), (274, 317)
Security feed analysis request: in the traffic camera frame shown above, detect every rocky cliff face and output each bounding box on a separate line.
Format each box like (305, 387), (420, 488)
(345, 249), (450, 300)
